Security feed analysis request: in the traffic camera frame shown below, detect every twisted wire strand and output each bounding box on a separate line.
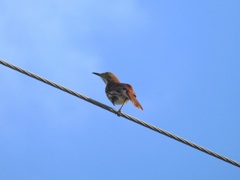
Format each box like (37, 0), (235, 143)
(0, 59), (239, 168)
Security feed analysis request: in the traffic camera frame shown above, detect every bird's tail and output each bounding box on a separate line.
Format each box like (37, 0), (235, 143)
(128, 93), (143, 110)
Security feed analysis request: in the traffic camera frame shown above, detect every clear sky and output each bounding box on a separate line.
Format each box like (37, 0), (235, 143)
(0, 0), (240, 179)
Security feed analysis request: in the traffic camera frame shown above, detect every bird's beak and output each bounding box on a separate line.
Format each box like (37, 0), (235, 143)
(92, 72), (101, 77)
(93, 72), (108, 84)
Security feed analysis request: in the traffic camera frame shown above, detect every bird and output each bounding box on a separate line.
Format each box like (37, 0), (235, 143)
(93, 72), (143, 115)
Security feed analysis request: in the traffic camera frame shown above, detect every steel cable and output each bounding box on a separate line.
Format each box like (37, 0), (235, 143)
(0, 59), (239, 168)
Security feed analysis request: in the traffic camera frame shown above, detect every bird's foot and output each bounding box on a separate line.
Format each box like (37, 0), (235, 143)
(116, 110), (122, 116)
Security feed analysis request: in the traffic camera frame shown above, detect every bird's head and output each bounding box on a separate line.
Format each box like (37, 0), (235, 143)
(92, 72), (120, 84)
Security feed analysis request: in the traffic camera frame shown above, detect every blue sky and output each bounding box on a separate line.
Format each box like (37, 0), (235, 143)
(0, 0), (240, 179)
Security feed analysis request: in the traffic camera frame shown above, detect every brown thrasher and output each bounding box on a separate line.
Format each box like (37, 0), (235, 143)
(93, 72), (143, 114)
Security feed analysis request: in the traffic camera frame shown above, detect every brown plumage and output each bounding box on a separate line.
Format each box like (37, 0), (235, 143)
(93, 72), (143, 114)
